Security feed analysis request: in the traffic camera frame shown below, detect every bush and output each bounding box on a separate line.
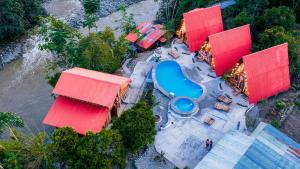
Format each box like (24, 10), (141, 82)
(271, 120), (282, 128)
(275, 100), (286, 110)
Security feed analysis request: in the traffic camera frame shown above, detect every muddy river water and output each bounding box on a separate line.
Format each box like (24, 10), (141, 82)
(0, 0), (159, 133)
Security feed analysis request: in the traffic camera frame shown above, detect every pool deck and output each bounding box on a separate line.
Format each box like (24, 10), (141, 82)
(153, 39), (253, 169)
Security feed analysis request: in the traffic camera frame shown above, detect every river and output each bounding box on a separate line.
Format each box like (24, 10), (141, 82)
(0, 0), (159, 134)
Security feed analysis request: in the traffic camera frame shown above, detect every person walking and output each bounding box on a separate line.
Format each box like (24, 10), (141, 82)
(205, 139), (210, 149)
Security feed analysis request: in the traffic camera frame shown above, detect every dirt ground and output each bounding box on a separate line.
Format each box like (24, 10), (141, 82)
(257, 88), (300, 142)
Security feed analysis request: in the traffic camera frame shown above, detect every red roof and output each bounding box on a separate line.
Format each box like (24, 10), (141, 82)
(125, 22), (165, 50)
(243, 43), (290, 103)
(137, 29), (164, 49)
(125, 32), (138, 42)
(43, 96), (109, 135)
(209, 25), (252, 76)
(184, 6), (223, 52)
(53, 67), (131, 109)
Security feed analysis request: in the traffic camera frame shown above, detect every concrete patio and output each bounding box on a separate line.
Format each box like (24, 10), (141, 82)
(153, 39), (253, 168)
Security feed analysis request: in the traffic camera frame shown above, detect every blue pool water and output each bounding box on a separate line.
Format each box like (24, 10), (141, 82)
(175, 98), (195, 112)
(155, 61), (203, 99)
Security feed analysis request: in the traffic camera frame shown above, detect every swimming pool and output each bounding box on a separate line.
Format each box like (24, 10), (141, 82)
(170, 97), (199, 116)
(153, 60), (203, 100)
(175, 98), (195, 112)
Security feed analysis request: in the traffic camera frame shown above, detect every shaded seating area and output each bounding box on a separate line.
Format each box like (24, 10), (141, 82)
(125, 22), (165, 50)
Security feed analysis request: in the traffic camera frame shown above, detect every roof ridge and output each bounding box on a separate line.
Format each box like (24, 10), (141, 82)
(64, 69), (129, 86)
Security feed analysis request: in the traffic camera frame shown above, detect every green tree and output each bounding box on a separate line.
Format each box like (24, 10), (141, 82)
(227, 10), (253, 29)
(0, 112), (24, 134)
(82, 0), (101, 15)
(258, 6), (296, 30)
(0, 0), (24, 42)
(39, 18), (129, 87)
(71, 130), (126, 169)
(112, 101), (156, 154)
(236, 0), (269, 16)
(118, 5), (137, 34)
(0, 0), (46, 43)
(83, 14), (98, 32)
(47, 127), (79, 168)
(0, 130), (51, 169)
(78, 29), (127, 73)
(48, 127), (126, 169)
(256, 26), (300, 84)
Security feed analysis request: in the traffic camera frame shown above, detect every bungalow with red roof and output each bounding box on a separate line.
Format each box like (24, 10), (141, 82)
(125, 22), (166, 50)
(43, 67), (131, 135)
(177, 5), (224, 52)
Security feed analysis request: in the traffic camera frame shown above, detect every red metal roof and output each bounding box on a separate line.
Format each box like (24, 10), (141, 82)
(43, 96), (109, 135)
(183, 5), (223, 52)
(209, 25), (252, 76)
(137, 29), (164, 49)
(125, 22), (165, 50)
(125, 32), (138, 42)
(53, 67), (131, 109)
(243, 43), (290, 103)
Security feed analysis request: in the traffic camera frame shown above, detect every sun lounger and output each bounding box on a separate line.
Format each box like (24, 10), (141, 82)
(182, 51), (190, 55)
(204, 117), (215, 126)
(168, 49), (180, 59)
(214, 102), (230, 112)
(217, 95), (232, 105)
(237, 102), (248, 108)
(207, 73), (216, 78)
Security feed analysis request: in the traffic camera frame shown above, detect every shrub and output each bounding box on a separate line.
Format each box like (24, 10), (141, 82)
(271, 120), (282, 128)
(275, 100), (286, 110)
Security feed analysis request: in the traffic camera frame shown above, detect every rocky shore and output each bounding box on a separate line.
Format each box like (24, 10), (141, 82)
(0, 0), (147, 67)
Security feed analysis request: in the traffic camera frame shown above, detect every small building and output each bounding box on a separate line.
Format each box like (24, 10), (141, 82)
(177, 5), (223, 52)
(206, 24), (252, 77)
(223, 43), (290, 103)
(194, 122), (300, 169)
(125, 22), (165, 50)
(43, 67), (131, 135)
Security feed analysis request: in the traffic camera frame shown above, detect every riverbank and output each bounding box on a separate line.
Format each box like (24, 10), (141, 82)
(0, 0), (160, 134)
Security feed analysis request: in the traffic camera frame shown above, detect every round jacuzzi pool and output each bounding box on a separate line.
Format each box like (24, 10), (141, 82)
(170, 97), (199, 117)
(175, 98), (195, 113)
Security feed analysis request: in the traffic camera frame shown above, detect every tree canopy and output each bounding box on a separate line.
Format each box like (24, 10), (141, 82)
(39, 17), (129, 87)
(0, 112), (24, 134)
(258, 6), (296, 30)
(112, 101), (156, 154)
(47, 127), (125, 169)
(0, 0), (46, 43)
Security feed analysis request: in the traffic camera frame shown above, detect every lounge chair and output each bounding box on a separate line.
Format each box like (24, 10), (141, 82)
(217, 95), (232, 105)
(214, 102), (230, 112)
(204, 117), (215, 126)
(168, 49), (180, 59)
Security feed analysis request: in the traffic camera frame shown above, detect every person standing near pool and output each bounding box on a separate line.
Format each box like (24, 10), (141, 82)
(205, 139), (210, 149)
(208, 140), (213, 151)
